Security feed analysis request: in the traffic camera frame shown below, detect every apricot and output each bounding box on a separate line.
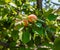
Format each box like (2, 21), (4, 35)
(28, 14), (37, 23)
(23, 19), (28, 27)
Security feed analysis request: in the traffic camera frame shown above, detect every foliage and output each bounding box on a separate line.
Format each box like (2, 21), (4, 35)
(0, 0), (60, 50)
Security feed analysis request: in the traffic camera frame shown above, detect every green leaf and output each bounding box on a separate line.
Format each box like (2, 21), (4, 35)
(35, 22), (42, 28)
(15, 24), (22, 30)
(30, 0), (36, 2)
(44, 9), (53, 17)
(11, 30), (19, 41)
(11, 8), (17, 15)
(3, 14), (8, 20)
(27, 39), (34, 47)
(42, 42), (53, 49)
(32, 27), (44, 35)
(26, 48), (31, 50)
(47, 14), (57, 21)
(9, 2), (17, 8)
(0, 0), (5, 4)
(54, 38), (60, 50)
(18, 46), (26, 50)
(22, 29), (31, 43)
(10, 41), (16, 47)
(5, 0), (11, 3)
(37, 48), (48, 50)
(15, 0), (20, 6)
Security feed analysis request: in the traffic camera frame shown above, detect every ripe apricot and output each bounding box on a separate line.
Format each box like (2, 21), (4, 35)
(23, 19), (28, 27)
(28, 14), (37, 23)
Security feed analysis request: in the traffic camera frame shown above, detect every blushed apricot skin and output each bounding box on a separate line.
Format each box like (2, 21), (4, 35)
(28, 14), (37, 23)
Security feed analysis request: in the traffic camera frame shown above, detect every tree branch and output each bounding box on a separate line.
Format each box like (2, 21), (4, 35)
(37, 0), (43, 16)
(51, 2), (60, 5)
(37, 0), (42, 9)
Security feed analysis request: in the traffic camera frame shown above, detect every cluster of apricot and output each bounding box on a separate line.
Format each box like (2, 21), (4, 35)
(22, 14), (38, 27)
(15, 14), (38, 28)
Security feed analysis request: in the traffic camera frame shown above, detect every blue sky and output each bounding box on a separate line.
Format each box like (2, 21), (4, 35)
(43, 0), (60, 9)
(51, 0), (60, 3)
(30, 0), (60, 9)
(51, 0), (60, 9)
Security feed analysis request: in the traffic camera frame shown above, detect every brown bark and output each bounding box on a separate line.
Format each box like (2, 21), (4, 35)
(37, 0), (42, 10)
